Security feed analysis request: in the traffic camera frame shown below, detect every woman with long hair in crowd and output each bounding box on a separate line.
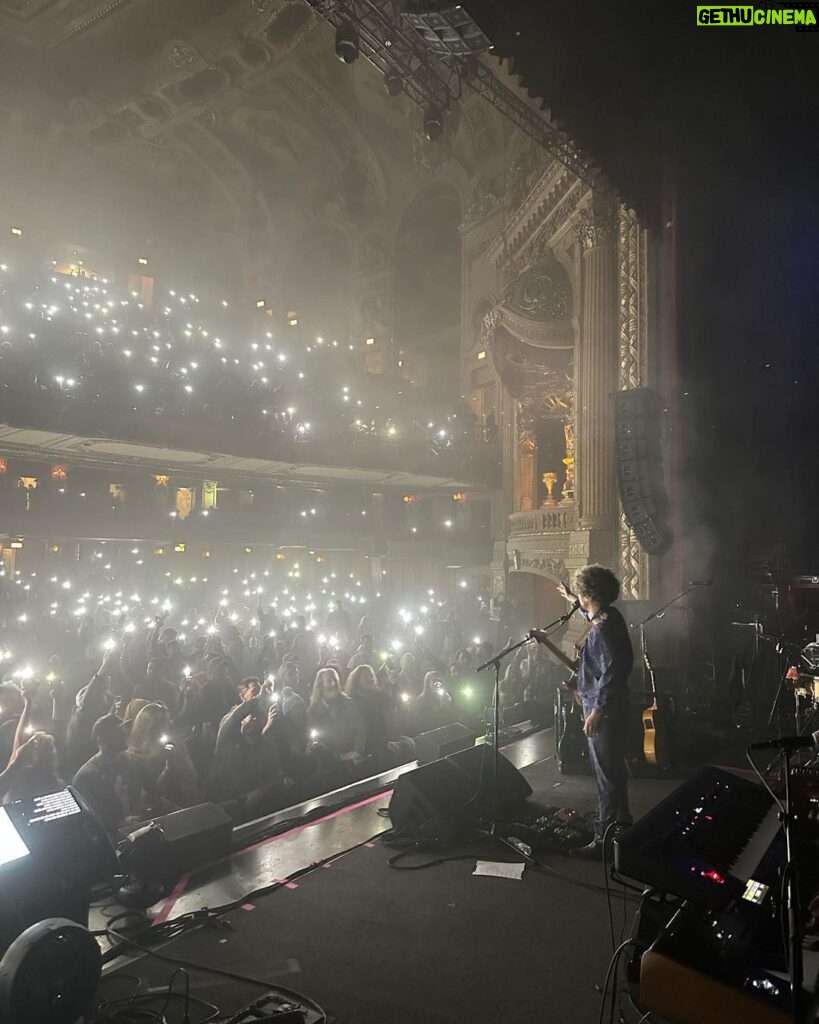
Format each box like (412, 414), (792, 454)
(307, 667), (366, 768)
(412, 670), (453, 735)
(345, 664), (415, 768)
(127, 702), (199, 815)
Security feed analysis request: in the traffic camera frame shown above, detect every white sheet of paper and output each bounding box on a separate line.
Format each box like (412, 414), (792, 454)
(473, 860), (525, 880)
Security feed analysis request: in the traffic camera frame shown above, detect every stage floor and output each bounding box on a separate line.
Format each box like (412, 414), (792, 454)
(98, 729), (692, 1024)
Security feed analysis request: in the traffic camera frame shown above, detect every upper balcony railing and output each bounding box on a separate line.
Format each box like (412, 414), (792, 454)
(508, 506), (578, 537)
(0, 490), (493, 556)
(0, 390), (502, 489)
(0, 267), (501, 488)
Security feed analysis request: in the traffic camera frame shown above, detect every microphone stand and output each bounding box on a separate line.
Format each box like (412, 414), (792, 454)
(780, 741), (803, 1024)
(632, 582), (699, 632)
(475, 605), (576, 843)
(762, 636), (806, 736)
(749, 736), (805, 1023)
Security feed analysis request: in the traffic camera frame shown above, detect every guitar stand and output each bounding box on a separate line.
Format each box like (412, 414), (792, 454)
(632, 585), (702, 769)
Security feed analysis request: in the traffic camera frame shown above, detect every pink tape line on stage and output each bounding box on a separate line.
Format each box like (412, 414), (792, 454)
(153, 871), (192, 925)
(153, 788), (393, 924)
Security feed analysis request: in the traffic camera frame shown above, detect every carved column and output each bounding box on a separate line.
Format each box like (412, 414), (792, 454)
(517, 405), (539, 511)
(617, 204), (650, 599)
(561, 420), (575, 504)
(576, 192), (618, 531)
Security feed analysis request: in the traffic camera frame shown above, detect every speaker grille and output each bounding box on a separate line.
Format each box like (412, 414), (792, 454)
(615, 388), (672, 556)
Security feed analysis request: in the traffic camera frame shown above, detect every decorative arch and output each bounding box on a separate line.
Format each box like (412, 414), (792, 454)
(389, 160), (470, 250)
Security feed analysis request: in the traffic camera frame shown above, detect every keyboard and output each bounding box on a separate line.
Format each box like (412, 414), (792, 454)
(614, 767), (782, 909)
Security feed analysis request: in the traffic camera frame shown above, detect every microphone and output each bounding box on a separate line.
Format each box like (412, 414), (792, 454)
(749, 732), (819, 751)
(560, 600), (580, 620)
(688, 579), (712, 587)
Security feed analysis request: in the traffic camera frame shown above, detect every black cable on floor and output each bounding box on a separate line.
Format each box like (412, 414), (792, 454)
(104, 926), (327, 1024)
(383, 834), (641, 904)
(92, 967), (221, 1024)
(603, 823), (618, 953)
(596, 939), (634, 1024)
(602, 821), (636, 953)
(386, 848), (520, 870)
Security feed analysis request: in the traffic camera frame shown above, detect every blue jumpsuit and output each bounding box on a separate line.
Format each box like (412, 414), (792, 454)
(576, 605), (634, 840)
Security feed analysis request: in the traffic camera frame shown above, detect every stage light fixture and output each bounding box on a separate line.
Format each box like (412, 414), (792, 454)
(0, 919), (101, 1024)
(335, 19), (360, 63)
(384, 69), (404, 96)
(423, 104), (444, 141)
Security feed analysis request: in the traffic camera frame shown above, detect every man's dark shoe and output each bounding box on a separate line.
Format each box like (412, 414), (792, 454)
(569, 840), (603, 861)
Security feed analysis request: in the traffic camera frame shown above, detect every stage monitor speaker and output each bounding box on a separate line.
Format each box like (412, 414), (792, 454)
(615, 387), (672, 556)
(120, 802), (233, 887)
(388, 758), (474, 845)
(155, 802), (233, 873)
(415, 722), (477, 764)
(389, 745), (533, 844)
(446, 745), (533, 807)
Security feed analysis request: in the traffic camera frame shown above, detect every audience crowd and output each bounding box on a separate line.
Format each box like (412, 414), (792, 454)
(0, 263), (491, 453)
(0, 566), (559, 835)
(0, 260), (537, 840)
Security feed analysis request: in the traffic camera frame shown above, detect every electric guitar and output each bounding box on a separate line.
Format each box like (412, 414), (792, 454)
(529, 629), (580, 678)
(530, 627), (590, 765)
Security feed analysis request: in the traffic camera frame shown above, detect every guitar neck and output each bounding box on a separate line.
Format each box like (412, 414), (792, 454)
(530, 630), (578, 673)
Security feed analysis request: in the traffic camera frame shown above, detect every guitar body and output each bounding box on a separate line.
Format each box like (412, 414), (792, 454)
(555, 684), (587, 771)
(642, 700), (671, 767)
(639, 622), (672, 767)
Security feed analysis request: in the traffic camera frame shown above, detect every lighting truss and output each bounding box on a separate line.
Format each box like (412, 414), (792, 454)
(300, 0), (602, 187)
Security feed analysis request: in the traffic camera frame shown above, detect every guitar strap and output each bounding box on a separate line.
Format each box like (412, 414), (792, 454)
(572, 619), (599, 714)
(573, 620), (595, 655)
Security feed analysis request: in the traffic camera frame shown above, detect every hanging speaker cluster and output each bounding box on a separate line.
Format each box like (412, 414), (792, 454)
(614, 388), (673, 556)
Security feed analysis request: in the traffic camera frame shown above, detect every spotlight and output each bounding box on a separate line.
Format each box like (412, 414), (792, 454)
(335, 19), (359, 63)
(0, 919), (101, 1024)
(423, 104), (444, 141)
(384, 69), (404, 96)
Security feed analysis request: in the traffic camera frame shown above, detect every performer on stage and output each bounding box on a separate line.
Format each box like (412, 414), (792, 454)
(558, 564), (633, 859)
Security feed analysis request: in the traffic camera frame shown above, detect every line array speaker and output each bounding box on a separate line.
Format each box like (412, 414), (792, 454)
(614, 387), (673, 556)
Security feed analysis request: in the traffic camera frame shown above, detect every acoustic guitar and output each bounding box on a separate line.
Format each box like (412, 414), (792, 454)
(640, 624), (671, 767)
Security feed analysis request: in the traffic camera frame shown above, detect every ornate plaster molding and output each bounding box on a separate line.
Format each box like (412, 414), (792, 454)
(575, 190), (618, 251)
(498, 308), (574, 348)
(512, 553), (568, 581)
(486, 162), (578, 265)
